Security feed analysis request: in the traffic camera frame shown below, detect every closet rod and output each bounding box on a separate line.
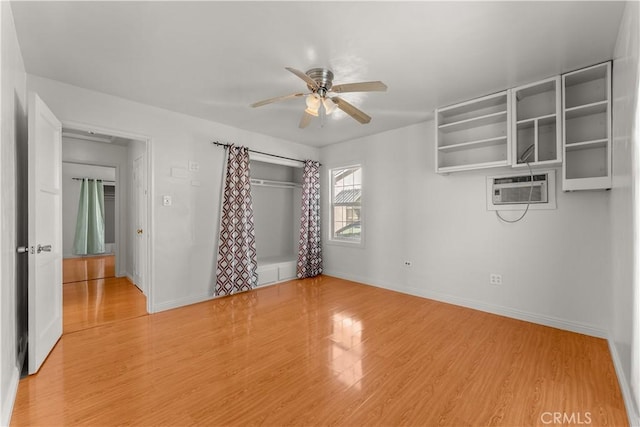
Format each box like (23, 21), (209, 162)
(72, 177), (116, 184)
(212, 141), (321, 166)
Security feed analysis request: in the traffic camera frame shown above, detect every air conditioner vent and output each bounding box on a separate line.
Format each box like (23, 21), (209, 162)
(499, 185), (544, 204)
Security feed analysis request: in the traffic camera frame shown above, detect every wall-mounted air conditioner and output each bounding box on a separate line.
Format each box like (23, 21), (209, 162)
(486, 170), (556, 211)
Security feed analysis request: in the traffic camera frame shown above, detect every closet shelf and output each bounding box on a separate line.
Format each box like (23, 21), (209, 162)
(251, 178), (301, 188)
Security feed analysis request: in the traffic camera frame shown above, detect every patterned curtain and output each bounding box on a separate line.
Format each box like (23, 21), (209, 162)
(215, 145), (258, 296)
(297, 160), (322, 278)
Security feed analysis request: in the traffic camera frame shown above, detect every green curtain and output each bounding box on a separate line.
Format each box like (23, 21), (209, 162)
(72, 178), (106, 255)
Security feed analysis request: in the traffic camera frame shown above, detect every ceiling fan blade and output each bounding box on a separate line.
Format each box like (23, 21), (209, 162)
(285, 67), (319, 90)
(331, 81), (387, 94)
(331, 97), (372, 124)
(299, 111), (314, 128)
(251, 92), (305, 108)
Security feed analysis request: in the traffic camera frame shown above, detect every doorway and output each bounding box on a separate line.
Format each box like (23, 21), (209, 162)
(60, 124), (151, 333)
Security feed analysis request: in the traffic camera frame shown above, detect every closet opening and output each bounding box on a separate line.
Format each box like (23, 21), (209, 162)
(250, 158), (303, 287)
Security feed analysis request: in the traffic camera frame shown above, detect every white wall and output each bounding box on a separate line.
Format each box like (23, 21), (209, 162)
(62, 161), (117, 258)
(27, 74), (319, 312)
(611, 1), (640, 423)
(321, 121), (612, 337)
(0, 3), (27, 425)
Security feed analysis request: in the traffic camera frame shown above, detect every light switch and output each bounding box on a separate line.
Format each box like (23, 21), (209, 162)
(162, 195), (172, 206)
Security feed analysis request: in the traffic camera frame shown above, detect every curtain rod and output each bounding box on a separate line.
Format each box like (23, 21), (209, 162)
(211, 141), (321, 166)
(72, 177), (116, 184)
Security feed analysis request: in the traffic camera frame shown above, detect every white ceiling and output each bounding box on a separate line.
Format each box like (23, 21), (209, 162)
(12, 1), (625, 147)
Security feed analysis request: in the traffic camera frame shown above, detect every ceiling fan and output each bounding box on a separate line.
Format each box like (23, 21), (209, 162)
(251, 67), (387, 128)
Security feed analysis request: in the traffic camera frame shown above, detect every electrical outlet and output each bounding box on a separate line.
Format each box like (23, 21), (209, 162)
(489, 273), (502, 285)
(404, 260), (412, 267)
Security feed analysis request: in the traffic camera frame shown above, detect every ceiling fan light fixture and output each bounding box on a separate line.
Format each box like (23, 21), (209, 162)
(251, 67), (386, 128)
(323, 98), (337, 115)
(304, 107), (319, 117)
(305, 94), (321, 116)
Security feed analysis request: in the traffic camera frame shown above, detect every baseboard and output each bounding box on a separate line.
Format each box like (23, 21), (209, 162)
(1, 366), (20, 427)
(151, 277), (301, 313)
(151, 292), (212, 313)
(608, 339), (640, 427)
(323, 270), (607, 338)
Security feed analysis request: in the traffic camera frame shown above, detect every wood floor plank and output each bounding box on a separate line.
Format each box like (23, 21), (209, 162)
(63, 276), (147, 334)
(11, 275), (628, 426)
(63, 255), (115, 283)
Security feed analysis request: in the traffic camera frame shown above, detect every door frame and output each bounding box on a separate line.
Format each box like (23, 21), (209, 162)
(61, 120), (154, 313)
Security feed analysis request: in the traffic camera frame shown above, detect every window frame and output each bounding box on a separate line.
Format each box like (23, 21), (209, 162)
(327, 163), (364, 247)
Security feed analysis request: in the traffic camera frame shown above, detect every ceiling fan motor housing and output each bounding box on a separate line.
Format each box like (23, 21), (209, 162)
(306, 68), (334, 94)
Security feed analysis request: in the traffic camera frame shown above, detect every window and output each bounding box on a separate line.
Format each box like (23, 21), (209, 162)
(330, 165), (362, 244)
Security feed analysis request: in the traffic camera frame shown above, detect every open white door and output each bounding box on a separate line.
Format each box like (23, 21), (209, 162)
(132, 154), (147, 294)
(27, 93), (63, 374)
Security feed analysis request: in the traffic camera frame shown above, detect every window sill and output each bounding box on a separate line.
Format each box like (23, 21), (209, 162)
(325, 239), (364, 249)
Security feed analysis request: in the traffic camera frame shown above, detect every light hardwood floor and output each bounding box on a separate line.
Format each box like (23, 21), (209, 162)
(11, 276), (627, 426)
(62, 254), (147, 334)
(63, 255), (115, 283)
(63, 277), (147, 334)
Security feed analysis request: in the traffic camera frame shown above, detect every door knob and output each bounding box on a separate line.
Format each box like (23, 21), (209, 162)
(37, 244), (52, 253)
(137, 229), (143, 235)
(16, 246), (29, 254)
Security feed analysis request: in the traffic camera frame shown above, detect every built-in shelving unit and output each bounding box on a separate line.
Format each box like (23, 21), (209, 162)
(562, 62), (612, 190)
(511, 76), (561, 168)
(435, 91), (511, 173)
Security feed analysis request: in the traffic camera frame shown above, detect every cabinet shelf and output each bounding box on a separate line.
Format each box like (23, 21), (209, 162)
(438, 136), (507, 152)
(438, 111), (507, 133)
(562, 61), (611, 191)
(435, 90), (510, 173)
(516, 113), (556, 127)
(564, 100), (608, 119)
(512, 76), (561, 166)
(437, 160), (509, 174)
(565, 138), (608, 152)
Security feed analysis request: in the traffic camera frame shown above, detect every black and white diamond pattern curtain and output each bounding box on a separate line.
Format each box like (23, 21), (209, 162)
(297, 160), (322, 278)
(215, 145), (258, 296)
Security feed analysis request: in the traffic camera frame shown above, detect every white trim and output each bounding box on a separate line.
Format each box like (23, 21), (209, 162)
(322, 271), (607, 338)
(609, 338), (640, 427)
(152, 276), (301, 313)
(326, 163), (364, 248)
(151, 293), (212, 313)
(1, 366), (20, 427)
